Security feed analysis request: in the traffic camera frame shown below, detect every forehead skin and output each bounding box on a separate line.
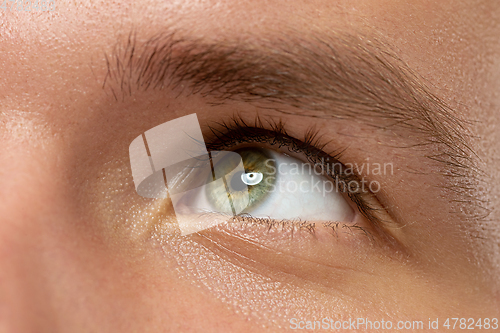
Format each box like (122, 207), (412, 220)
(0, 0), (499, 332)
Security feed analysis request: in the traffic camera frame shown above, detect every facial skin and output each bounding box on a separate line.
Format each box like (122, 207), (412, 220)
(1, 0), (499, 332)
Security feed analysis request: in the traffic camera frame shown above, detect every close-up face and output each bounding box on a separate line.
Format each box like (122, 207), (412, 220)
(1, 1), (500, 332)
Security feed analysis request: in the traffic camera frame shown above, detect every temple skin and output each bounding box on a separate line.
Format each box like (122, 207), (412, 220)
(0, 1), (499, 332)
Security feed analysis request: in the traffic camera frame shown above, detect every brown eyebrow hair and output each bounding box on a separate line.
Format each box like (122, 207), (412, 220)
(104, 28), (488, 221)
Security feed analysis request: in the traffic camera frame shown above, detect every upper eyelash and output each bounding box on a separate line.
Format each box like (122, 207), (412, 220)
(205, 115), (339, 158)
(202, 114), (382, 225)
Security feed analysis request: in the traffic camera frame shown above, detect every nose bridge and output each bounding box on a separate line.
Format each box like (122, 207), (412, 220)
(0, 134), (63, 331)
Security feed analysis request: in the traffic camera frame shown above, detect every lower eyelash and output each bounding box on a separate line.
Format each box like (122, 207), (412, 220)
(197, 211), (373, 241)
(232, 214), (318, 234)
(234, 215), (373, 240)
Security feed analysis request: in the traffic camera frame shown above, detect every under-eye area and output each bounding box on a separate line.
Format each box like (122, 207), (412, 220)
(175, 209), (390, 294)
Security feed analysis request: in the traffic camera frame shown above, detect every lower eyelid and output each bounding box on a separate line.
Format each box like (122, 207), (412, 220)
(193, 212), (374, 246)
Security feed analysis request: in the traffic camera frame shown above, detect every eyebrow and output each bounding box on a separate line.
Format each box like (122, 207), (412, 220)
(104, 28), (485, 216)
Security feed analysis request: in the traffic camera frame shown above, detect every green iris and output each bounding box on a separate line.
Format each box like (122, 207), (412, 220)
(206, 148), (276, 214)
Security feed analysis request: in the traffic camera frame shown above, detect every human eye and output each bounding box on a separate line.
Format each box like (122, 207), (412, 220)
(167, 115), (386, 242)
(183, 146), (355, 223)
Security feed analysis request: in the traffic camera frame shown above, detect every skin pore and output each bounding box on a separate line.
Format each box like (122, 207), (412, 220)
(0, 0), (499, 332)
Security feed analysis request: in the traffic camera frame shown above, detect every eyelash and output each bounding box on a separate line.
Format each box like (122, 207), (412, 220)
(202, 114), (382, 236)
